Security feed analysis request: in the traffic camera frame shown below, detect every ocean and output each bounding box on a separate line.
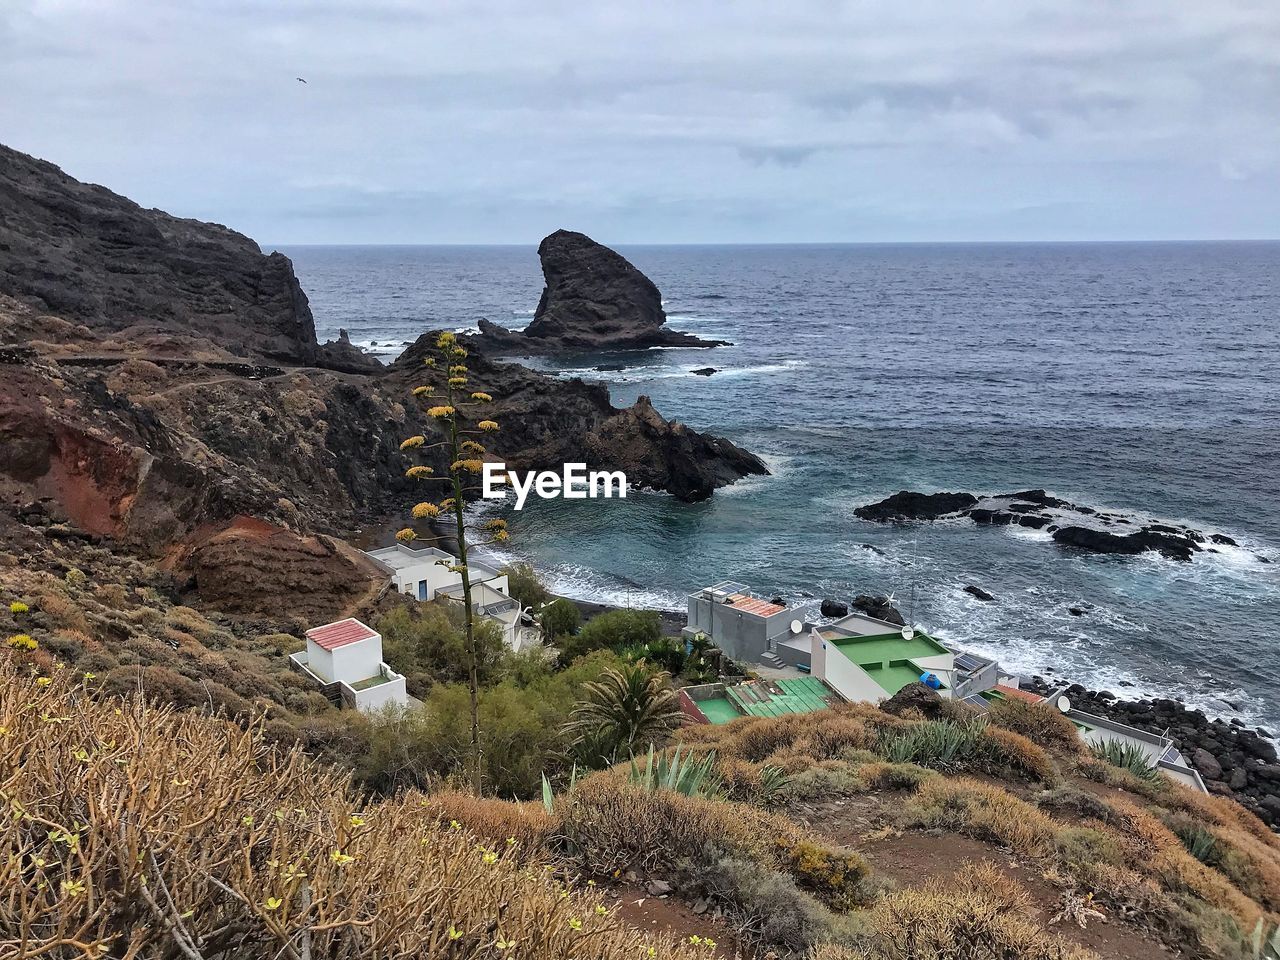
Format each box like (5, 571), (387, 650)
(276, 242), (1280, 729)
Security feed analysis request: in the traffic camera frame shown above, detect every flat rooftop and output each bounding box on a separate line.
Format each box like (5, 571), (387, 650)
(366, 544), (500, 578)
(692, 581), (786, 619)
(699, 677), (839, 724)
(827, 630), (948, 666)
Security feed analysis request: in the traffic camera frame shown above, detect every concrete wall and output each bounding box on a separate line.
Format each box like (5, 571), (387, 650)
(310, 637), (383, 685)
(347, 674), (409, 713)
(953, 660), (999, 699)
(305, 639), (336, 684)
(816, 639), (885, 704)
(688, 595), (790, 662)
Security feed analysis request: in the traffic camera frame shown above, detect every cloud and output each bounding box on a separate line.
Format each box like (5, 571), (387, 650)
(1, 0), (1278, 241)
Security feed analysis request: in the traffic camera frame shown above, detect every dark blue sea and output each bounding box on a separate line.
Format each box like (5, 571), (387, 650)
(276, 242), (1280, 729)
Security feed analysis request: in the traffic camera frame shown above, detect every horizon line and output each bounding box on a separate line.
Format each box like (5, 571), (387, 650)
(266, 237), (1280, 248)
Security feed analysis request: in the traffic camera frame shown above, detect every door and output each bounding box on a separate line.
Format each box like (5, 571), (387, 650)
(418, 580), (428, 601)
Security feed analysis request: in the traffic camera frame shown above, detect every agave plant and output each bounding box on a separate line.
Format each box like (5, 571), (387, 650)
(628, 744), (722, 798)
(1090, 739), (1161, 783)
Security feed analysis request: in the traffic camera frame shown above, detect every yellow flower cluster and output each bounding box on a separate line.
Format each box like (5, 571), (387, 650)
(451, 459), (484, 474)
(405, 465), (434, 479)
(448, 377), (467, 388)
(394, 528), (417, 544)
(411, 502), (440, 520)
(412, 386), (433, 397)
(436, 332), (456, 348)
(460, 440), (486, 455)
(428, 405), (456, 419)
(469, 392), (492, 403)
(399, 436), (426, 450)
(483, 519), (507, 531)
(449, 365), (468, 375)
(6, 634), (36, 651)
(477, 420), (499, 432)
(438, 498), (456, 512)
(9, 601), (29, 614)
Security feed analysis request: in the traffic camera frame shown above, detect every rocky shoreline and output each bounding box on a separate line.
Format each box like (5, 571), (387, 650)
(1022, 676), (1280, 826)
(855, 488), (1266, 563)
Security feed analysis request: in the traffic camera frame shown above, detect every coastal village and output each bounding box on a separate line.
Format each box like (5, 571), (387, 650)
(296, 541), (1212, 796)
(3, 140), (1280, 960)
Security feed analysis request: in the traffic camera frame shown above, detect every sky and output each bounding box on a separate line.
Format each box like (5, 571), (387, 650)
(2, 0), (1279, 244)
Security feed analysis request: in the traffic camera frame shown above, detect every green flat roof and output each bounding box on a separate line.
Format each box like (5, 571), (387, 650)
(697, 697), (743, 724)
(829, 631), (948, 666)
(863, 663), (932, 697)
(699, 677), (836, 724)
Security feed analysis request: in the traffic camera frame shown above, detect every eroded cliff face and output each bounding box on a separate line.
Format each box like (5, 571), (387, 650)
(0, 144), (319, 364)
(0, 143), (767, 610)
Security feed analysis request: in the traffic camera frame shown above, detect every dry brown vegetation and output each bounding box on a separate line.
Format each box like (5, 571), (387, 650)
(0, 659), (702, 960)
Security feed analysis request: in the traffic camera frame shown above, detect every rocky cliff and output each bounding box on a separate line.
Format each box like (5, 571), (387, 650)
(0, 143), (766, 577)
(472, 229), (723, 353)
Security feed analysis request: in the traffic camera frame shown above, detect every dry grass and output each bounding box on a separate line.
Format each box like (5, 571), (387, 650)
(988, 697), (1086, 754)
(816, 862), (1097, 960)
(0, 659), (701, 960)
(559, 773), (873, 908)
(978, 725), (1058, 782)
(904, 777), (1060, 856)
(420, 790), (556, 854)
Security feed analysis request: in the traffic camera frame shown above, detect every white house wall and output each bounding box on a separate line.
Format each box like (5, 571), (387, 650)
(351, 675), (409, 713)
(329, 638), (383, 684)
(816, 640), (887, 704)
(305, 640), (337, 684)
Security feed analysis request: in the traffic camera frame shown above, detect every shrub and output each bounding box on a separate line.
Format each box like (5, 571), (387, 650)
(0, 660), (700, 960)
(905, 777), (1059, 856)
(988, 696), (1084, 753)
(704, 855), (859, 953)
(853, 760), (938, 792)
(539, 597), (581, 640)
(819, 862), (1097, 960)
(979, 725), (1057, 782)
(561, 609), (661, 661)
(376, 604), (506, 693)
(420, 790), (555, 853)
(501, 561), (551, 610)
(878, 718), (987, 767)
(1091, 739), (1161, 782)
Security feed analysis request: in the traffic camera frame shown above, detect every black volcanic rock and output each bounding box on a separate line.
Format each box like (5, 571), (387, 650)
(964, 584), (996, 601)
(851, 594), (907, 626)
(820, 598), (849, 618)
(856, 487), (1254, 564)
(0, 143), (330, 366)
(472, 230), (724, 353)
(854, 490), (978, 522)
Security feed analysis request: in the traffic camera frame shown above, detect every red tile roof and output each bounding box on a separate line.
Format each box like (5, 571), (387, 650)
(728, 594), (786, 617)
(995, 683), (1045, 704)
(306, 618), (378, 651)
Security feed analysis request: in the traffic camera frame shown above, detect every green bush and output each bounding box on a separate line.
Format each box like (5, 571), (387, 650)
(1091, 738), (1161, 782)
(376, 604), (506, 694)
(539, 598), (581, 640)
(501, 562), (551, 610)
(561, 608), (661, 661)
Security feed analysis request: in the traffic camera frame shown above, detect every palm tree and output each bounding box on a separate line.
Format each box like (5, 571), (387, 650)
(564, 663), (683, 765)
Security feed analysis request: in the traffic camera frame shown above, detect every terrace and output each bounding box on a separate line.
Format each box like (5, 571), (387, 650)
(680, 676), (842, 725)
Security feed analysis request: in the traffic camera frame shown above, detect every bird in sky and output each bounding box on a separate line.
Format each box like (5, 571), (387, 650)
(296, 77), (307, 84)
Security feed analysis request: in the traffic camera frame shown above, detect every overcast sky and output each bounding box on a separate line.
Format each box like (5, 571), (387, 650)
(3, 1), (1278, 243)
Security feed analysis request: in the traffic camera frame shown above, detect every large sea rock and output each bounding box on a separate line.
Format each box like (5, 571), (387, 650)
(473, 229), (723, 353)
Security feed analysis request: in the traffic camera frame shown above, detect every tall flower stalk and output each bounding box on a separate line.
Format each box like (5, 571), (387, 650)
(397, 331), (507, 794)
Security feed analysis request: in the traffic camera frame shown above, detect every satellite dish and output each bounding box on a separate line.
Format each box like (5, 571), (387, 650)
(900, 625), (914, 641)
(1056, 695), (1072, 714)
(789, 619), (803, 635)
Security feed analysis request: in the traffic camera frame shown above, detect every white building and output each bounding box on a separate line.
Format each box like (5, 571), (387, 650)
(437, 580), (539, 652)
(364, 543), (538, 651)
(365, 544), (509, 601)
(289, 618), (409, 713)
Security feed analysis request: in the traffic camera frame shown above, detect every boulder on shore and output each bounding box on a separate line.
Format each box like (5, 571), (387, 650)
(820, 598), (848, 618)
(852, 594), (907, 626)
(854, 490), (978, 522)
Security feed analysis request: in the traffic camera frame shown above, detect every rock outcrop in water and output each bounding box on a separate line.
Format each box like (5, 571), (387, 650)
(855, 488), (1262, 563)
(471, 229), (724, 353)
